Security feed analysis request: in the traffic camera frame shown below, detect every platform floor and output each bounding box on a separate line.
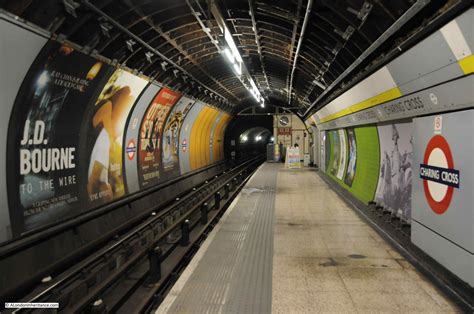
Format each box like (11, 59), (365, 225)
(158, 163), (459, 313)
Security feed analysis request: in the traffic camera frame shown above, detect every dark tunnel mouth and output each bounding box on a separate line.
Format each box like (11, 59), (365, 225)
(239, 127), (273, 144)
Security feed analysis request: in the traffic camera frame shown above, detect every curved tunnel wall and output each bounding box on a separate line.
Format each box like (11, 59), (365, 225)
(308, 8), (473, 221)
(308, 8), (473, 287)
(0, 30), (232, 243)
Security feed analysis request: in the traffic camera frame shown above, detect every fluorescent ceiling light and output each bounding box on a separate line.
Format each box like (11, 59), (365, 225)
(233, 63), (242, 75)
(313, 80), (326, 90)
(212, 5), (264, 107)
(223, 47), (234, 64)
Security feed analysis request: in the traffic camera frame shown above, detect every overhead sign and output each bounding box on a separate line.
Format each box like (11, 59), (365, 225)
(419, 135), (460, 214)
(278, 127), (291, 135)
(314, 76), (472, 131)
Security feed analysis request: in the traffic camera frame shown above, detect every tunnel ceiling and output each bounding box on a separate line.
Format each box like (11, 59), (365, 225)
(2, 0), (465, 117)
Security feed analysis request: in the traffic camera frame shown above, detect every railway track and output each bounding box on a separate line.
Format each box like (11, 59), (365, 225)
(5, 156), (264, 313)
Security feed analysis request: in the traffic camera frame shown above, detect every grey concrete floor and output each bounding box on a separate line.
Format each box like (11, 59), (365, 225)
(158, 163), (460, 313)
(273, 166), (460, 313)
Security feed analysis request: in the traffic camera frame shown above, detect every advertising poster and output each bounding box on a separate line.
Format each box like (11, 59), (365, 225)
(286, 147), (301, 169)
(344, 128), (357, 186)
(123, 85), (161, 195)
(7, 41), (112, 233)
(161, 96), (194, 176)
(375, 122), (413, 219)
(138, 88), (180, 188)
(85, 69), (148, 206)
(336, 129), (347, 180)
(330, 130), (340, 177)
(324, 131), (331, 172)
(179, 101), (205, 175)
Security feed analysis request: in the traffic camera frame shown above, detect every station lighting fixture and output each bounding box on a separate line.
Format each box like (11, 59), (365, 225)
(312, 78), (326, 90)
(233, 63), (242, 75)
(211, 3), (265, 108)
(145, 52), (154, 63)
(126, 39), (136, 52)
(63, 0), (80, 18)
(99, 21), (112, 38)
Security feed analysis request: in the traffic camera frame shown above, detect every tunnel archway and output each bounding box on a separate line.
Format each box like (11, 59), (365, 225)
(224, 115), (273, 160)
(231, 126), (273, 159)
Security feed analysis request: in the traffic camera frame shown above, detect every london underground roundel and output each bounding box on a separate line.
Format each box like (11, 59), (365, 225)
(182, 139), (187, 153)
(419, 135), (460, 215)
(126, 139), (136, 160)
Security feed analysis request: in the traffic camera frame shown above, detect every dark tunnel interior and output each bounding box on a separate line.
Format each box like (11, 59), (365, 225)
(0, 0), (472, 311)
(224, 115), (273, 160)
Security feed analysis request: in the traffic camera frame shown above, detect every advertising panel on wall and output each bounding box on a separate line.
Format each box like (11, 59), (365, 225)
(161, 96), (195, 178)
(179, 101), (205, 175)
(85, 69), (148, 206)
(329, 130), (339, 177)
(7, 41), (113, 234)
(123, 84), (161, 194)
(0, 16), (49, 242)
(190, 106), (212, 170)
(324, 131), (330, 172)
(209, 112), (223, 163)
(374, 122), (413, 219)
(329, 130), (347, 180)
(137, 88), (181, 188)
(203, 108), (220, 167)
(344, 128), (357, 186)
(337, 129), (347, 180)
(319, 131), (326, 172)
(325, 126), (380, 205)
(212, 113), (231, 162)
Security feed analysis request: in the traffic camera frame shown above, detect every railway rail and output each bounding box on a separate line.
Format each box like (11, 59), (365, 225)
(3, 156), (265, 313)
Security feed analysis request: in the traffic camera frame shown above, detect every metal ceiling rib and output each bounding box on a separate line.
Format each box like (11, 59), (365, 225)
(1, 0), (462, 116)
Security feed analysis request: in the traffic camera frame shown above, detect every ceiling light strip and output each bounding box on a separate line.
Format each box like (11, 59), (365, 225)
(288, 0), (313, 105)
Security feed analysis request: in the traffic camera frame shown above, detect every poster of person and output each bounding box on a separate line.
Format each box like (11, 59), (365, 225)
(138, 88), (180, 188)
(161, 96), (194, 175)
(86, 69), (148, 206)
(7, 41), (112, 234)
(374, 122), (413, 219)
(336, 129), (347, 180)
(330, 130), (340, 177)
(344, 128), (357, 186)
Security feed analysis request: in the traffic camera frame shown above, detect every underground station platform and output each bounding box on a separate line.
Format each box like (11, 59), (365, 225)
(0, 0), (473, 313)
(157, 163), (462, 313)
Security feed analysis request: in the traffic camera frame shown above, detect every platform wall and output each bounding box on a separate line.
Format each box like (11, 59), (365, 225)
(0, 18), (232, 243)
(309, 8), (473, 126)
